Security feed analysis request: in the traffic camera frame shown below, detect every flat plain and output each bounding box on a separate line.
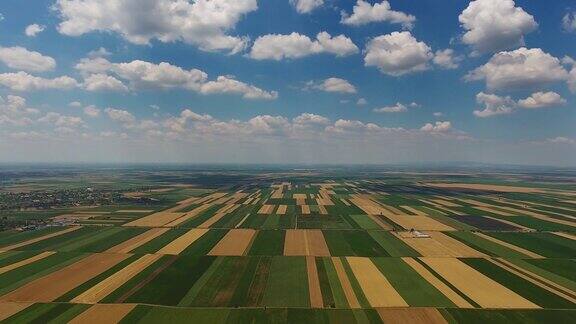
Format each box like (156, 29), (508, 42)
(0, 166), (575, 323)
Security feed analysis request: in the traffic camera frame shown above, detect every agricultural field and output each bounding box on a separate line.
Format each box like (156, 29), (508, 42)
(0, 166), (575, 323)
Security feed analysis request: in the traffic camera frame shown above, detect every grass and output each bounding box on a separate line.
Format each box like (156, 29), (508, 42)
(248, 230), (285, 255)
(126, 255), (216, 306)
(262, 256), (310, 307)
(445, 231), (529, 258)
(368, 231), (420, 257)
(487, 232), (576, 258)
(462, 258), (575, 309)
(372, 257), (455, 307)
(130, 229), (188, 254)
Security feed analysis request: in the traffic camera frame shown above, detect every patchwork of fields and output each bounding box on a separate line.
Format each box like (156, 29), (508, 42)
(1, 173), (575, 323)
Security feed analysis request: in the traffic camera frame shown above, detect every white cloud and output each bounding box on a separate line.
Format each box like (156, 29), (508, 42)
(357, 98), (368, 106)
(433, 49), (463, 69)
(548, 137), (576, 145)
(39, 112), (85, 128)
(75, 58), (276, 99)
(563, 12), (576, 33)
(83, 105), (101, 118)
(0, 47), (56, 72)
(292, 113), (330, 125)
(433, 112), (443, 117)
(473, 92), (515, 117)
(421, 121), (452, 133)
(54, 0), (257, 54)
(364, 31), (433, 76)
(308, 77), (357, 94)
(341, 0), (415, 29)
(199, 76), (278, 100)
(465, 48), (569, 91)
(459, 0), (537, 55)
(517, 91), (566, 109)
(25, 24), (46, 37)
(88, 47), (112, 58)
(373, 102), (408, 113)
(0, 95), (39, 126)
(105, 107), (135, 124)
(249, 32), (358, 60)
(0, 72), (78, 91)
(373, 102), (419, 113)
(83, 74), (128, 92)
(68, 101), (82, 108)
(290, 0), (323, 14)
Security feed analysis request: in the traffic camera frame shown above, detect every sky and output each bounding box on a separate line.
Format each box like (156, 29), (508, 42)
(0, 0), (575, 166)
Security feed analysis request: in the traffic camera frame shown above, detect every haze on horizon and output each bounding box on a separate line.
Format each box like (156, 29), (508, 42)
(0, 0), (575, 166)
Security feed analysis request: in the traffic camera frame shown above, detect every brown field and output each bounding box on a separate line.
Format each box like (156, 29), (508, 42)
(376, 308), (447, 324)
(198, 204), (240, 228)
(0, 253), (130, 302)
(318, 205), (328, 215)
(257, 205), (274, 214)
(156, 229), (209, 255)
(368, 215), (393, 230)
(208, 229), (256, 256)
(301, 205), (311, 214)
(385, 214), (454, 231)
(316, 198), (334, 206)
(346, 257), (408, 307)
(340, 198), (351, 206)
(419, 200), (464, 215)
(72, 254), (162, 303)
(425, 183), (545, 193)
(488, 258), (576, 304)
(242, 198), (253, 205)
(402, 258), (473, 308)
(0, 251), (55, 275)
(276, 205), (287, 215)
(251, 198), (261, 205)
(400, 206), (428, 216)
(0, 302), (32, 321)
(474, 233), (543, 258)
(284, 230), (330, 256)
(492, 206), (576, 227)
(431, 199), (461, 208)
(553, 232), (576, 240)
(1, 226), (81, 251)
(473, 206), (516, 216)
(306, 256), (323, 308)
(69, 304), (136, 324)
(421, 258), (539, 308)
(331, 257), (360, 308)
(115, 210), (154, 213)
(427, 232), (487, 257)
(106, 228), (170, 254)
(123, 212), (185, 227)
(164, 203), (215, 227)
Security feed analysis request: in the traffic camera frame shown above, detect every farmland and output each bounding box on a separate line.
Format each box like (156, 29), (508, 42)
(0, 166), (575, 322)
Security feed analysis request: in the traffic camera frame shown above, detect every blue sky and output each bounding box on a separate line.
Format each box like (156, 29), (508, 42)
(0, 0), (575, 165)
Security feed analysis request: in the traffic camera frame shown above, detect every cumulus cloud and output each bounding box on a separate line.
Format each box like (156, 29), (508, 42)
(0, 72), (78, 91)
(105, 107), (136, 124)
(459, 0), (537, 55)
(0, 47), (56, 72)
(292, 113), (330, 126)
(54, 0), (257, 54)
(25, 24), (45, 37)
(517, 91), (567, 109)
(88, 47), (112, 58)
(473, 92), (515, 117)
(364, 31), (433, 76)
(249, 32), (358, 60)
(39, 112), (85, 128)
(307, 77), (357, 94)
(83, 74), (128, 92)
(547, 137), (576, 145)
(420, 121), (452, 133)
(562, 12), (576, 33)
(75, 58), (277, 99)
(433, 49), (463, 69)
(290, 0), (323, 14)
(373, 102), (419, 113)
(199, 76), (278, 100)
(83, 105), (101, 118)
(0, 95), (39, 126)
(357, 98), (368, 106)
(341, 0), (415, 29)
(465, 48), (569, 91)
